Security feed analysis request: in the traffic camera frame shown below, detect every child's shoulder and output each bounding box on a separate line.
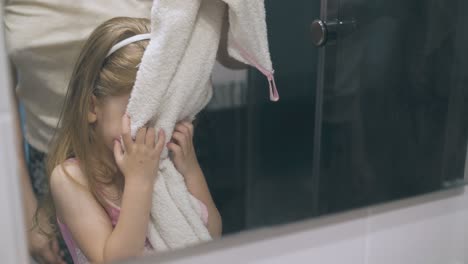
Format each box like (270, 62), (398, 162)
(49, 158), (89, 192)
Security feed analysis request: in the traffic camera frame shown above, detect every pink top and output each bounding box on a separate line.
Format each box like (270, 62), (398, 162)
(56, 159), (209, 264)
(58, 200), (209, 264)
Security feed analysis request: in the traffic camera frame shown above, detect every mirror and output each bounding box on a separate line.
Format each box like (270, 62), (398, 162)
(3, 0), (468, 262)
(197, 0), (468, 234)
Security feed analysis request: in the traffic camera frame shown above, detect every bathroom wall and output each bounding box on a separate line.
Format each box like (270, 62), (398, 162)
(0, 10), (29, 263)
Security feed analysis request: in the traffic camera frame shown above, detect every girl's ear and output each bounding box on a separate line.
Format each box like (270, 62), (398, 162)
(88, 95), (98, 123)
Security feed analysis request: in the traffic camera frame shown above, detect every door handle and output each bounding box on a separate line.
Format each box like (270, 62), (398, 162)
(310, 19), (357, 47)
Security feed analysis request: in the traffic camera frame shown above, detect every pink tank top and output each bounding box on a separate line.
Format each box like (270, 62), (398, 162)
(58, 201), (209, 264)
(56, 160), (209, 264)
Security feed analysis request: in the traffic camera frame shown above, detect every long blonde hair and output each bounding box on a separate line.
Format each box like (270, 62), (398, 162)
(39, 17), (150, 237)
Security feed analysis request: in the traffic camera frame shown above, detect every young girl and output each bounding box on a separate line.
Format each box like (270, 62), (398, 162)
(43, 17), (222, 263)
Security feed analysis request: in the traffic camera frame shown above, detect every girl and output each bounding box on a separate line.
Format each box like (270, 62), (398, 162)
(43, 17), (222, 263)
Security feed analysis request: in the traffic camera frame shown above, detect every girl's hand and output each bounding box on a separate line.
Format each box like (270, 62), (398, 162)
(113, 115), (165, 184)
(167, 121), (201, 177)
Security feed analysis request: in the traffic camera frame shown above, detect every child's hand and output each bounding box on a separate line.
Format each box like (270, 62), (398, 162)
(167, 121), (201, 177)
(113, 115), (165, 184)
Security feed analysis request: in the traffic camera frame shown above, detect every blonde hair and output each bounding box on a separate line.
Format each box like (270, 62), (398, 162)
(38, 17), (150, 237)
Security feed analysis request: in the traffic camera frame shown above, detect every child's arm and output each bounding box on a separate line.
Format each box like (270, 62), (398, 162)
(51, 116), (165, 263)
(168, 122), (223, 237)
(51, 162), (154, 263)
(184, 166), (223, 237)
(51, 163), (117, 262)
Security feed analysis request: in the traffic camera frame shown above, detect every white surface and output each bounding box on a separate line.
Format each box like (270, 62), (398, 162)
(0, 117), (29, 264)
(366, 191), (467, 264)
(253, 214), (367, 264)
(0, 3), (29, 262)
(0, 79), (8, 113)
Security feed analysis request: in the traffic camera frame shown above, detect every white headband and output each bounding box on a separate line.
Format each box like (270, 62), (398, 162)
(106, 33), (151, 58)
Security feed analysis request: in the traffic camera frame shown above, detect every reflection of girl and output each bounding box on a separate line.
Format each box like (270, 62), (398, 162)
(5, 2), (238, 262)
(4, 2), (153, 263)
(44, 17), (221, 264)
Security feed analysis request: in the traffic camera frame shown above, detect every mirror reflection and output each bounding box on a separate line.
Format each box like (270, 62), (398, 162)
(3, 0), (468, 263)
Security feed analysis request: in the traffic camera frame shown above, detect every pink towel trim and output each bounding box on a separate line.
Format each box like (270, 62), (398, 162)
(231, 39), (279, 102)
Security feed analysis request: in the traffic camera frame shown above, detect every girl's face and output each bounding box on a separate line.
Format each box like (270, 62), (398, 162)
(91, 93), (131, 152)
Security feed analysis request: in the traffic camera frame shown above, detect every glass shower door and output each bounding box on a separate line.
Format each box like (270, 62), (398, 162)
(244, 0), (321, 229)
(196, 0), (322, 233)
(312, 0), (468, 214)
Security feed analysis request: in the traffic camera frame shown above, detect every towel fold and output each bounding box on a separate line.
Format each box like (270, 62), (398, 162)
(126, 0), (278, 252)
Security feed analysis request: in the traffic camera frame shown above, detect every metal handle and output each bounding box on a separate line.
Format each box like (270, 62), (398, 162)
(310, 19), (357, 47)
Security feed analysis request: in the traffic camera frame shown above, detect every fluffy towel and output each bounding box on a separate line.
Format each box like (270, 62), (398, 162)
(126, 0), (279, 252)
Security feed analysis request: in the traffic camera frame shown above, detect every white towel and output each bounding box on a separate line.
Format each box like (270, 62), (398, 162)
(126, 0), (279, 252)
